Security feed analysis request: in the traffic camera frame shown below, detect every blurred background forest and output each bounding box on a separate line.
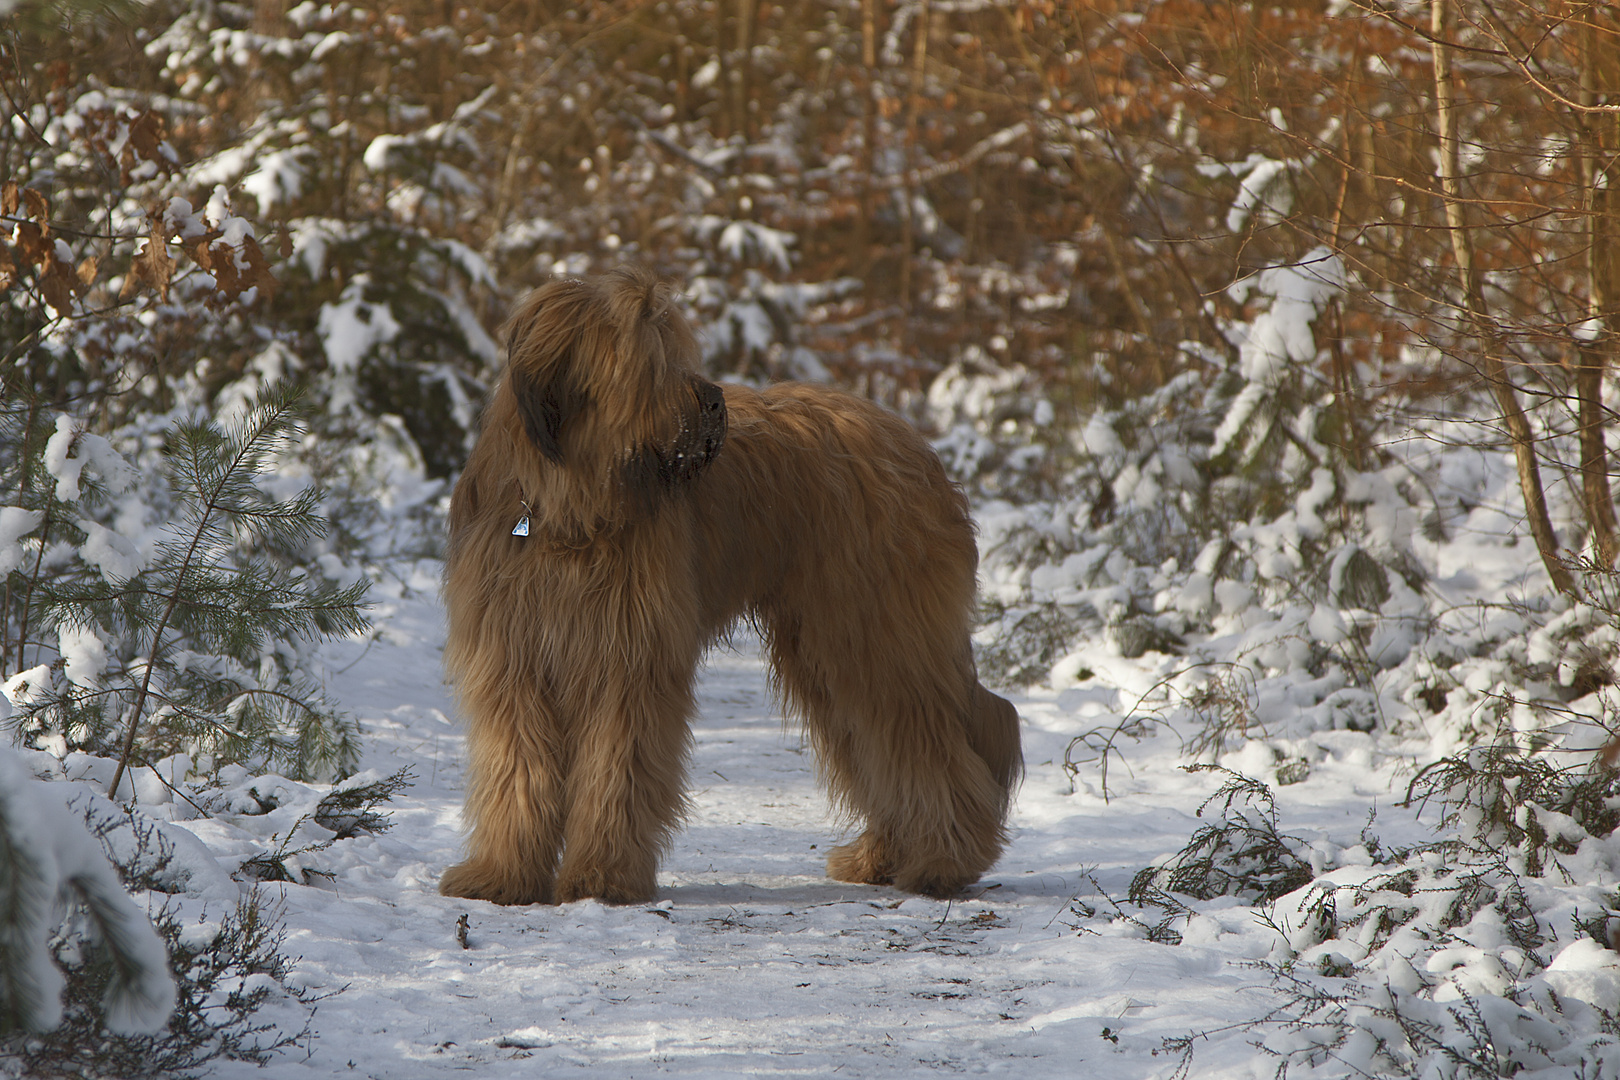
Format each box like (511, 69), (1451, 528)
(3, 0), (1610, 463)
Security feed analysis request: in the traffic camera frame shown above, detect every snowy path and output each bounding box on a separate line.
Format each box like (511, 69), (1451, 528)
(222, 568), (1417, 1079)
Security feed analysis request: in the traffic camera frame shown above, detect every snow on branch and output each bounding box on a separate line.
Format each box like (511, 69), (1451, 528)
(0, 750), (175, 1036)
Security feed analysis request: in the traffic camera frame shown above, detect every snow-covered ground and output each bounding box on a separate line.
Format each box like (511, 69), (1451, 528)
(17, 428), (1620, 1078)
(100, 560), (1443, 1080)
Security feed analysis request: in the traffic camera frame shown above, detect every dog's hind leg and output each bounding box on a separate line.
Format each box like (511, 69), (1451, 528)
(877, 669), (1019, 897)
(815, 714), (1007, 899)
(840, 711), (1011, 899)
(773, 620), (1014, 898)
(969, 681), (1023, 806)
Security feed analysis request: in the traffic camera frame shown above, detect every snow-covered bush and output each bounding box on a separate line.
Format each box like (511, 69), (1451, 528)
(0, 749), (174, 1038)
(1128, 766), (1315, 908)
(947, 245), (1429, 727)
(234, 766), (415, 885)
(0, 760), (323, 1078)
(0, 743), (417, 1078)
(1101, 761), (1620, 1079)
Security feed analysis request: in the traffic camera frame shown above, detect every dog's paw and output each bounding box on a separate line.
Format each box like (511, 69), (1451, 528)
(892, 867), (973, 900)
(826, 833), (895, 886)
(553, 868), (656, 905)
(439, 861), (551, 905)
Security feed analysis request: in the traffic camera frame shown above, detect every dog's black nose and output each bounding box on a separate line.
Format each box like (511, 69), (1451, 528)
(695, 379), (725, 417)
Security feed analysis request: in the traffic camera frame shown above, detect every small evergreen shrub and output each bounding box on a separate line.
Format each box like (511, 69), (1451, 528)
(1129, 766), (1314, 907)
(2, 386), (370, 787)
(1117, 756), (1620, 1079)
(0, 751), (174, 1040)
(1402, 746), (1620, 878)
(6, 883), (318, 1079)
(235, 766), (415, 884)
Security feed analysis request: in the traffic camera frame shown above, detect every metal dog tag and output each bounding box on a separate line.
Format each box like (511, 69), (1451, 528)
(512, 515), (530, 537)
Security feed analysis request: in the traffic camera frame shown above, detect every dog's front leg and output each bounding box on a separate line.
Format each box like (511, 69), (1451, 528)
(553, 677), (695, 904)
(440, 690), (568, 905)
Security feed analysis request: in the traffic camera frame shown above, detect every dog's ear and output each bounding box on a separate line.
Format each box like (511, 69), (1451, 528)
(510, 364), (585, 465)
(503, 282), (593, 465)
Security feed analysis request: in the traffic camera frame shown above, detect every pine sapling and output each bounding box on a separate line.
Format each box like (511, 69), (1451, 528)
(95, 387), (370, 794)
(8, 385), (370, 788)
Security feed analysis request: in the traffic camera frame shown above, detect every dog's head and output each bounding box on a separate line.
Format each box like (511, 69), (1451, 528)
(488, 266), (727, 530)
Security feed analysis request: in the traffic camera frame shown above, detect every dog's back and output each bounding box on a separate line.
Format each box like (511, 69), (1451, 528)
(691, 382), (976, 631)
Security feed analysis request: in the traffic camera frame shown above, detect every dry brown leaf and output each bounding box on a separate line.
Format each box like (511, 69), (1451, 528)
(1, 181), (17, 217)
(239, 234), (277, 302)
(201, 232), (276, 304)
(21, 187), (49, 224)
(0, 243), (16, 293)
(188, 229), (222, 273)
(15, 220), (47, 266)
(119, 112), (177, 184)
(127, 113), (164, 164)
(121, 224), (175, 303)
(76, 255), (98, 287)
(205, 240), (237, 298)
(41, 259), (75, 318)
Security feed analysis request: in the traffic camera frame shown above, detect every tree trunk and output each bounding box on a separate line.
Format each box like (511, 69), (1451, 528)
(856, 0), (877, 275)
(1431, 0), (1577, 596)
(1577, 2), (1619, 567)
(899, 0), (929, 314)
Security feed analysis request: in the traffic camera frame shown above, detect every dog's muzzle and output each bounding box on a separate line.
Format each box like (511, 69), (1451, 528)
(689, 378), (727, 471)
(655, 377), (728, 488)
(623, 377), (728, 505)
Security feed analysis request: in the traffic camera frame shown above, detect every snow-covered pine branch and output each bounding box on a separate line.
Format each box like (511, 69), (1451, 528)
(0, 749), (174, 1037)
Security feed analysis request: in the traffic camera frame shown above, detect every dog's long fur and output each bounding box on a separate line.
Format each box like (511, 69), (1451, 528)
(439, 266), (1021, 904)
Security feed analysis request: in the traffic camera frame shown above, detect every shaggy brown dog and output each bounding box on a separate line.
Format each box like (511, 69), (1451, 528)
(438, 266), (1021, 905)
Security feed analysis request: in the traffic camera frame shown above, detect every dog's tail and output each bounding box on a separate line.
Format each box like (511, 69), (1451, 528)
(971, 682), (1024, 804)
